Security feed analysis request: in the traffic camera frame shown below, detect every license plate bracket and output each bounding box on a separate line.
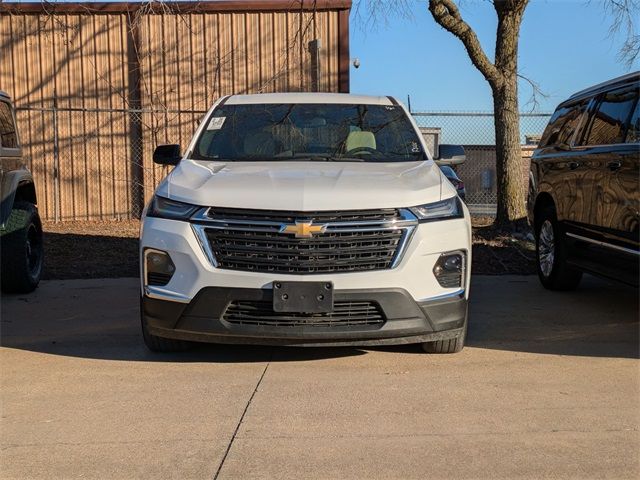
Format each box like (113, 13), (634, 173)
(272, 281), (334, 313)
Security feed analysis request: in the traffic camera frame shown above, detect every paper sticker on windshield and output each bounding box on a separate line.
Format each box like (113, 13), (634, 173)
(410, 141), (421, 153)
(207, 117), (226, 130)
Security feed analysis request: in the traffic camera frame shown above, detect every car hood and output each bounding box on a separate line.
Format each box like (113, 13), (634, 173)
(157, 159), (445, 211)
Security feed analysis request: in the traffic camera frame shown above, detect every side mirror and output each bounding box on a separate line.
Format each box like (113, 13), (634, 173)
(436, 144), (466, 165)
(153, 144), (181, 166)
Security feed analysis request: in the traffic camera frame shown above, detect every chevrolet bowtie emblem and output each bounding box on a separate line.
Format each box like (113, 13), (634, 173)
(280, 221), (326, 238)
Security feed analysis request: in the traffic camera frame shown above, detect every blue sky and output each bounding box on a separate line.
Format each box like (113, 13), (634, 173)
(350, 0), (639, 113)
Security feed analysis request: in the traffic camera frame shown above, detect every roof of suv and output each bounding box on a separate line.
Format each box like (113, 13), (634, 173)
(225, 92), (396, 106)
(566, 71), (639, 103)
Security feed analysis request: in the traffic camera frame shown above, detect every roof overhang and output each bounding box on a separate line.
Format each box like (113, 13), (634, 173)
(0, 1), (352, 14)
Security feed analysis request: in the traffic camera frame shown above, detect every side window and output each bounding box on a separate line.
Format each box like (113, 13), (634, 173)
(583, 87), (638, 146)
(539, 100), (587, 148)
(625, 98), (640, 144)
(0, 101), (18, 148)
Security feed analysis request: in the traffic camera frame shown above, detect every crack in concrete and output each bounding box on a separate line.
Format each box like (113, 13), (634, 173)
(212, 354), (272, 480)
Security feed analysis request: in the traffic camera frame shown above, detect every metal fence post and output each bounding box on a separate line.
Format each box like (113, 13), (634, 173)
(126, 10), (144, 219)
(52, 92), (60, 223)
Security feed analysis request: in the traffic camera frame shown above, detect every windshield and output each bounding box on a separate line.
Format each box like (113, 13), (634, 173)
(191, 103), (425, 162)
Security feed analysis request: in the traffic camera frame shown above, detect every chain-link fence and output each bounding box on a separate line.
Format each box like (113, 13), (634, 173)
(412, 112), (552, 214)
(15, 106), (208, 221)
(15, 107), (552, 221)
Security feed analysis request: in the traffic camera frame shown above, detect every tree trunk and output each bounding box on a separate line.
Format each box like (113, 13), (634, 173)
(427, 0), (530, 229)
(492, 3), (528, 229)
(492, 78), (526, 227)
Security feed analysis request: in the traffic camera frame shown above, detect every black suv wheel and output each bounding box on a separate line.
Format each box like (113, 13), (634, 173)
(1, 201), (44, 293)
(535, 206), (582, 291)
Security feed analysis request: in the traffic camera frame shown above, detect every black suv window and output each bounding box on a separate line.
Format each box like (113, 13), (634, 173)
(539, 100), (588, 148)
(582, 87), (638, 146)
(625, 98), (640, 144)
(0, 101), (18, 148)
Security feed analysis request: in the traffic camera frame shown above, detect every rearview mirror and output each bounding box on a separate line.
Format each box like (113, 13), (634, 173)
(436, 144), (466, 165)
(153, 144), (181, 166)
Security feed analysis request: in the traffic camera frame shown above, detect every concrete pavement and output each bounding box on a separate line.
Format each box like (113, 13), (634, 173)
(1, 275), (638, 479)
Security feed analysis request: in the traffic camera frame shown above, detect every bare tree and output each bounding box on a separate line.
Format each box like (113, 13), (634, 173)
(603, 0), (640, 68)
(428, 0), (529, 229)
(427, 0), (639, 229)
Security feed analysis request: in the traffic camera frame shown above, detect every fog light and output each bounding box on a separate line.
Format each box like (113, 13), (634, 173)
(145, 249), (175, 286)
(433, 251), (465, 288)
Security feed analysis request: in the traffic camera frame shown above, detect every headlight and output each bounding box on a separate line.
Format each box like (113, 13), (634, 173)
(147, 195), (199, 220)
(409, 196), (462, 222)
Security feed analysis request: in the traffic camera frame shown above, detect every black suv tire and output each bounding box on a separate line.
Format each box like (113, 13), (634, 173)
(1, 201), (44, 293)
(535, 206), (582, 291)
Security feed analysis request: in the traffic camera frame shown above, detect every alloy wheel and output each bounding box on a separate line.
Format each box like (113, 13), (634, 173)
(538, 220), (555, 278)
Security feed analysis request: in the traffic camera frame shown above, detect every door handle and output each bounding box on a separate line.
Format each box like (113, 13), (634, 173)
(568, 161), (580, 170)
(607, 160), (622, 171)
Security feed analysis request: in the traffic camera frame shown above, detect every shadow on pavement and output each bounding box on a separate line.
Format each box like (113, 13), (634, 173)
(0, 278), (367, 363)
(1, 275), (638, 362)
(43, 232), (138, 280)
(465, 274), (639, 359)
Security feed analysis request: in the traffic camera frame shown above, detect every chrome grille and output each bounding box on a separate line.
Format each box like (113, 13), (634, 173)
(192, 208), (417, 274)
(223, 300), (385, 327)
(206, 207), (402, 223)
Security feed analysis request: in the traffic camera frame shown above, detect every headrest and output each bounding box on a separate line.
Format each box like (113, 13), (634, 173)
(345, 131), (376, 152)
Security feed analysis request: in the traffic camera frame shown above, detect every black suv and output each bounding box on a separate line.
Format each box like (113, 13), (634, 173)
(528, 72), (639, 290)
(0, 91), (43, 293)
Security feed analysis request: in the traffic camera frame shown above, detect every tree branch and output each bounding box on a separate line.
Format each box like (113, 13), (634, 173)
(601, 0), (640, 68)
(517, 73), (548, 112)
(428, 0), (502, 86)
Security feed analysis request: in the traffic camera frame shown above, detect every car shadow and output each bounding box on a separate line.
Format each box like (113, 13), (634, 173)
(464, 274), (639, 358)
(0, 278), (367, 363)
(1, 275), (637, 362)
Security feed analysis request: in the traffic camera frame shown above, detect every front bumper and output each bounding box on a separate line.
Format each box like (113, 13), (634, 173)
(140, 215), (472, 303)
(142, 287), (467, 347)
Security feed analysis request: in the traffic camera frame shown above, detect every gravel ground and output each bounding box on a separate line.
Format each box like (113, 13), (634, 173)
(41, 218), (535, 280)
(471, 216), (536, 275)
(43, 221), (140, 280)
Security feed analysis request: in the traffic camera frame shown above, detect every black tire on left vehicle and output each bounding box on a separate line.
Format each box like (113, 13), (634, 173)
(1, 201), (44, 293)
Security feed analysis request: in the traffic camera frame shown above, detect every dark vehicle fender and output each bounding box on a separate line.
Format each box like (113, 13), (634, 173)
(527, 156), (556, 226)
(1, 169), (37, 228)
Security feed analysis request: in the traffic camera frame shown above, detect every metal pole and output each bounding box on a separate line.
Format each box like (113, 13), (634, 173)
(308, 39), (321, 92)
(52, 91), (60, 223)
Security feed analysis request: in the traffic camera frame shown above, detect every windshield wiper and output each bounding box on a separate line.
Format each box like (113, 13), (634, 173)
(312, 155), (366, 162)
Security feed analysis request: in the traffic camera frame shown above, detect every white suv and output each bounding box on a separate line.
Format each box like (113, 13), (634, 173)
(140, 93), (472, 354)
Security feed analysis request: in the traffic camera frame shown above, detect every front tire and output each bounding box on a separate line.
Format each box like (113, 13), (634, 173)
(422, 318), (467, 354)
(1, 201), (44, 293)
(140, 298), (192, 352)
(535, 206), (582, 291)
